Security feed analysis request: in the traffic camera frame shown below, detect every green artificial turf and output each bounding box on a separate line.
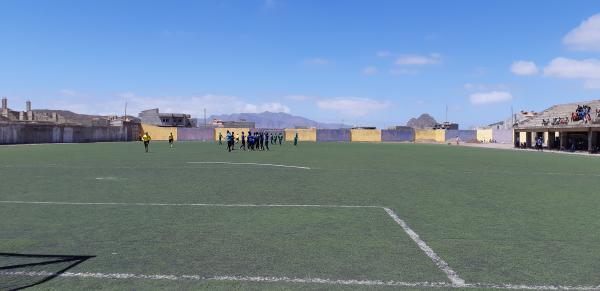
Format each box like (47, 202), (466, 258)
(1, 141), (600, 290)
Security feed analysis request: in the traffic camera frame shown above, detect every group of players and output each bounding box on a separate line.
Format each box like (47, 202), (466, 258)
(220, 130), (295, 152)
(139, 130), (298, 153)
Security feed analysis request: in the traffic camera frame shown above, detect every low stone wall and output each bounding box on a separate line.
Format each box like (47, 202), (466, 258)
(381, 129), (414, 142)
(414, 129), (446, 143)
(445, 130), (478, 143)
(316, 129), (351, 142)
(285, 128), (317, 142)
(177, 127), (214, 142)
(214, 128), (251, 141)
(140, 124), (177, 141)
(350, 129), (382, 142)
(0, 123), (138, 144)
(492, 129), (513, 144)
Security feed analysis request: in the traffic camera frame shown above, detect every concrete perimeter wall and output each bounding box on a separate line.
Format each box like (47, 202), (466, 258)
(214, 128), (251, 141)
(492, 129), (513, 144)
(350, 129), (382, 142)
(285, 128), (317, 142)
(317, 129), (351, 142)
(177, 127), (214, 142)
(140, 123), (177, 141)
(446, 130), (477, 143)
(477, 129), (493, 142)
(381, 129), (414, 142)
(414, 129), (446, 143)
(0, 123), (137, 144)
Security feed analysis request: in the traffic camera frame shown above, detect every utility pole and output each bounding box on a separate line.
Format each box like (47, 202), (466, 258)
(511, 106), (514, 128)
(445, 104), (448, 123)
(204, 108), (207, 127)
(124, 101), (128, 121)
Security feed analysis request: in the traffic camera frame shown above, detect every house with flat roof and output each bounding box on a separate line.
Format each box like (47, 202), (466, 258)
(138, 108), (195, 127)
(514, 100), (600, 152)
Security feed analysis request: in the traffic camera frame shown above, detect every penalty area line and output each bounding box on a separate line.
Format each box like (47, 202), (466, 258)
(187, 161), (311, 170)
(0, 200), (380, 209)
(0, 271), (450, 288)
(2, 272), (599, 290)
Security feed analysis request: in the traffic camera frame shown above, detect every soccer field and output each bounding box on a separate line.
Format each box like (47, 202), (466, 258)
(1, 141), (600, 290)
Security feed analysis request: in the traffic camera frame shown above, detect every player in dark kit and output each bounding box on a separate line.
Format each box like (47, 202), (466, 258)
(248, 131), (254, 151)
(265, 132), (270, 151)
(240, 132), (246, 151)
(259, 132), (265, 150)
(226, 130), (233, 152)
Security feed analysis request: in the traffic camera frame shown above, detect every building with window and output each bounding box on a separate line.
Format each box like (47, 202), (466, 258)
(138, 109), (195, 127)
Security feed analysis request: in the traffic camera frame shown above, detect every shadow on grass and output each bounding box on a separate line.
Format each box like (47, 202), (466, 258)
(0, 252), (94, 291)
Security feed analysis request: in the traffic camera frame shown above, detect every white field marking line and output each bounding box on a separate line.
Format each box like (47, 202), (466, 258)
(95, 177), (128, 181)
(0, 271), (451, 288)
(0, 201), (460, 285)
(2, 272), (600, 290)
(5, 202), (597, 290)
(383, 207), (465, 287)
(187, 161), (311, 170)
(0, 200), (380, 209)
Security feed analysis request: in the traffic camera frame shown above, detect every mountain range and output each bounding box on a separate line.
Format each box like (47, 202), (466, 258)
(209, 112), (350, 129)
(406, 113), (438, 129)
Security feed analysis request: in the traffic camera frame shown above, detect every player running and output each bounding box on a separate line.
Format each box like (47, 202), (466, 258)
(293, 132), (298, 146)
(168, 132), (174, 148)
(218, 132), (223, 145)
(142, 132), (152, 153)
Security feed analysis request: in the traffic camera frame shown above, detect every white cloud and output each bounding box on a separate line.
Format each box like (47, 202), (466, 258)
(395, 53), (441, 65)
(469, 91), (513, 105)
(510, 60), (538, 76)
(128, 94), (290, 115)
(254, 102), (290, 113)
(563, 13), (600, 51)
(376, 51), (392, 58)
(305, 58), (330, 66)
(362, 66), (378, 75)
(543, 57), (600, 80)
(317, 97), (390, 116)
(284, 95), (313, 101)
(45, 93), (291, 117)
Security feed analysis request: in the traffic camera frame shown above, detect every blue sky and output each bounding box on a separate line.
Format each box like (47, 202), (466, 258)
(1, 0), (600, 128)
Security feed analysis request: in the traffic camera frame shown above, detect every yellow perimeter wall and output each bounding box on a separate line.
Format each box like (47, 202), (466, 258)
(350, 129), (382, 142)
(214, 128), (251, 141)
(285, 128), (317, 142)
(477, 129), (493, 142)
(140, 124), (178, 141)
(414, 129), (445, 143)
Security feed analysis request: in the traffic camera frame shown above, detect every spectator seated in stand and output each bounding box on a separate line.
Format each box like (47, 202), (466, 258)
(572, 105), (592, 123)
